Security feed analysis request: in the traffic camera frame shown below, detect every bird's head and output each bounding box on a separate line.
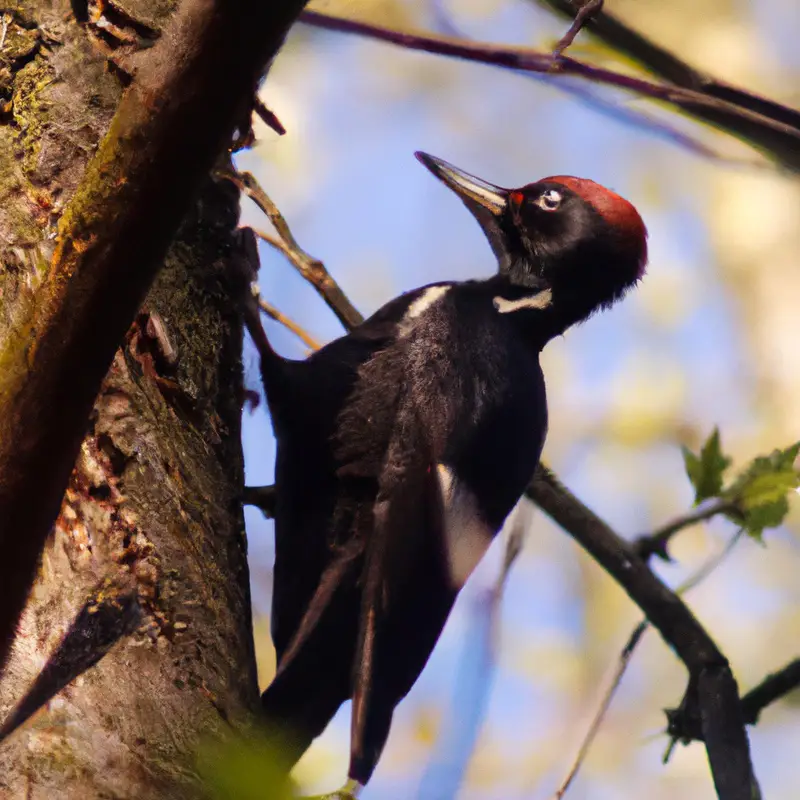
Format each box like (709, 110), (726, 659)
(416, 151), (647, 329)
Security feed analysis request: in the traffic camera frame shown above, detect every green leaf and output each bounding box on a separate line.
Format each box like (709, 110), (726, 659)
(739, 470), (799, 510)
(723, 440), (800, 539)
(682, 428), (731, 504)
(739, 497), (789, 540)
(776, 441), (800, 469)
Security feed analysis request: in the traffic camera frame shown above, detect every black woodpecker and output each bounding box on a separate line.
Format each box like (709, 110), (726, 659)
(254, 152), (648, 794)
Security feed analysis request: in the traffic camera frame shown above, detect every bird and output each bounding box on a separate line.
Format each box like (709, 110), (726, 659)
(251, 152), (648, 795)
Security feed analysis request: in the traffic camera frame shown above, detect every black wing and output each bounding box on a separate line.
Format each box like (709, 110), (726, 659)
(266, 285), (440, 665)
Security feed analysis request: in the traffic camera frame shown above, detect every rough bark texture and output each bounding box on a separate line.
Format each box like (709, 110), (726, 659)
(0, 2), (257, 797)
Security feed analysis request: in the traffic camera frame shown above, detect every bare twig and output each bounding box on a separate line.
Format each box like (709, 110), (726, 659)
(252, 285), (322, 351)
(673, 529), (744, 596)
(527, 465), (758, 800)
(633, 499), (736, 562)
(0, 0), (310, 673)
(550, 621), (647, 800)
(551, 0), (603, 58)
(254, 97), (287, 135)
(219, 168), (363, 330)
(300, 10), (800, 171)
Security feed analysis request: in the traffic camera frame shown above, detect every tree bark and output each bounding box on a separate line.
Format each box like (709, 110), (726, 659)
(0, 2), (258, 797)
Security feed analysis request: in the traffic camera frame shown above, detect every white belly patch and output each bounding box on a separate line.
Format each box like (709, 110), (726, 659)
(437, 464), (495, 588)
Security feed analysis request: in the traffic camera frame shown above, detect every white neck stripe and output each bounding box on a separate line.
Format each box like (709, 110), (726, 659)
(493, 289), (553, 314)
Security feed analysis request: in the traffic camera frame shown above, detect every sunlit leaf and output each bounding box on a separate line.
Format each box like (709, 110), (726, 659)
(735, 497), (789, 541)
(739, 470), (798, 510)
(722, 441), (800, 539)
(682, 427), (731, 504)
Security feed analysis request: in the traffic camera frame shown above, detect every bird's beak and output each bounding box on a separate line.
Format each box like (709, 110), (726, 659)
(415, 151), (514, 270)
(415, 152), (508, 216)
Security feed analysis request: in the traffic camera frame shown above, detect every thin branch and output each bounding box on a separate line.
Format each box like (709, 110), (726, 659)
(549, 528), (745, 799)
(669, 657), (800, 744)
(551, 0), (603, 58)
(219, 168), (363, 330)
(674, 529), (744, 596)
(550, 621), (647, 800)
(429, 0), (736, 165)
(741, 658), (800, 725)
(253, 286), (322, 351)
(0, 0), (310, 673)
(535, 0), (800, 131)
(527, 465), (758, 800)
(633, 499), (736, 562)
(300, 10), (800, 171)
(254, 97), (287, 136)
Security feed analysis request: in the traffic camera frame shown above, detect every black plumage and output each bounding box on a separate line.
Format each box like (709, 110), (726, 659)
(254, 152), (648, 790)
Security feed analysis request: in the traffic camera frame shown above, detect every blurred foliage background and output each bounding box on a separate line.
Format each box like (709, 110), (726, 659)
(234, 0), (800, 797)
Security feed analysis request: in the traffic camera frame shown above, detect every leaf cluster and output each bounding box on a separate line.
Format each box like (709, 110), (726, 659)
(682, 428), (799, 539)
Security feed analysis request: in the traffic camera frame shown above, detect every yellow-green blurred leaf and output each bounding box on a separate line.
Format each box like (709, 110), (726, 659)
(682, 427), (731, 504)
(723, 440), (800, 538)
(198, 733), (294, 800)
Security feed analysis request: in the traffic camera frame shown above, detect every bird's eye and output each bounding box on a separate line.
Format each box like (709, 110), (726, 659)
(537, 189), (562, 212)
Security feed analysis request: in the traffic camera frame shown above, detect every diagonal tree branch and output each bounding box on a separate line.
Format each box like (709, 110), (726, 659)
(548, 527), (745, 799)
(300, 9), (800, 171)
(0, 0), (310, 673)
(253, 286), (322, 351)
(527, 465), (758, 800)
(429, 0), (736, 164)
(535, 0), (800, 130)
(219, 168), (363, 330)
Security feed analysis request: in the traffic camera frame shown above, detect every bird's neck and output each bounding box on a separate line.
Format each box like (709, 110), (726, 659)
(481, 275), (584, 350)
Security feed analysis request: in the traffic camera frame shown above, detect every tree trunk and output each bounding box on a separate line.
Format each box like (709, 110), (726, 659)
(0, 2), (257, 797)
